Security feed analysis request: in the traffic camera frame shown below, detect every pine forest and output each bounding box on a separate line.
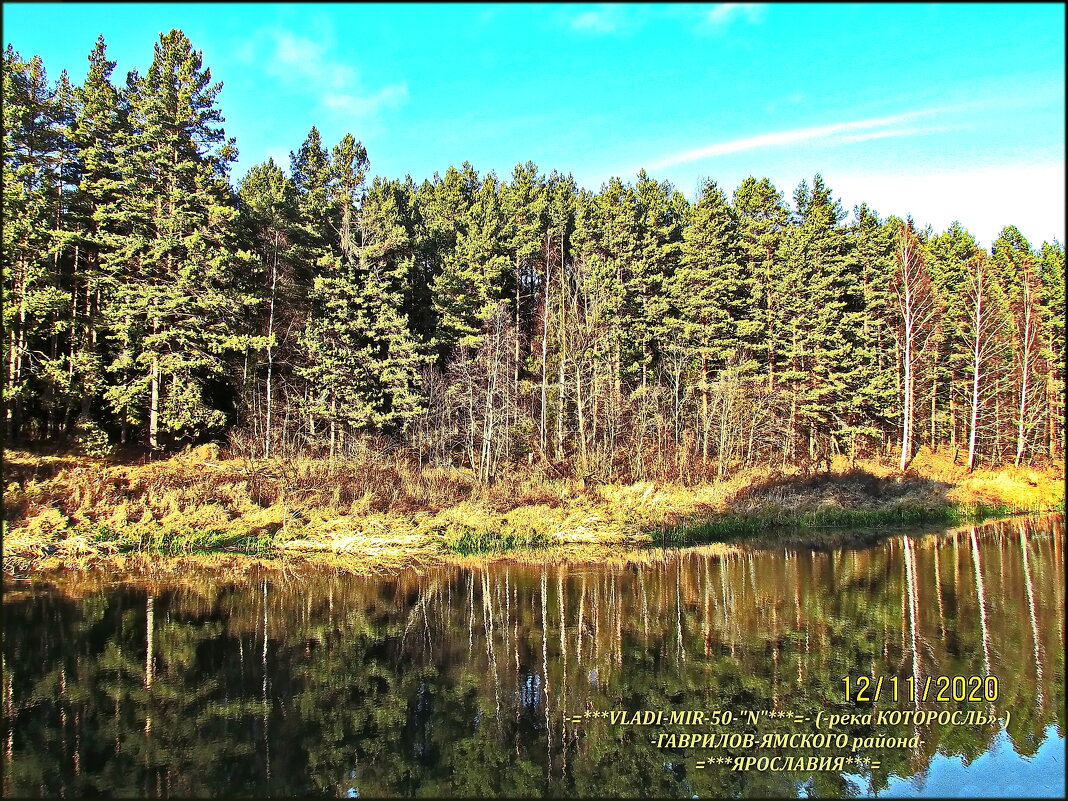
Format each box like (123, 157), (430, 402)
(4, 31), (1065, 484)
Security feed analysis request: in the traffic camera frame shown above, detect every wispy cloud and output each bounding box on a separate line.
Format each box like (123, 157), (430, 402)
(568, 4), (764, 36)
(570, 4), (626, 34)
(834, 127), (926, 145)
(705, 3), (767, 26)
(323, 84), (409, 116)
(645, 107), (954, 170)
(256, 29), (408, 120)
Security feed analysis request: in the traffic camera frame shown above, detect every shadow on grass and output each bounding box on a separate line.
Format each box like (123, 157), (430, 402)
(653, 469), (1014, 549)
(3, 456), (87, 486)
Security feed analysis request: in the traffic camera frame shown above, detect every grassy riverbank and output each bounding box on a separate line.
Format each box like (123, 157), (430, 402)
(3, 445), (1063, 571)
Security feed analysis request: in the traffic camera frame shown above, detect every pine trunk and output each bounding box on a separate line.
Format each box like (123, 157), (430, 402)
(540, 262), (550, 455)
(701, 355), (709, 461)
(149, 354), (159, 449)
(265, 232), (279, 459)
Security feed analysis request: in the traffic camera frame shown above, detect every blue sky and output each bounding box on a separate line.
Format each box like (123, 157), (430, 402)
(4, 2), (1064, 247)
(870, 725), (1064, 798)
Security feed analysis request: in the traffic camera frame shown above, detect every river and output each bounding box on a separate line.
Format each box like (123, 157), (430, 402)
(2, 514), (1063, 797)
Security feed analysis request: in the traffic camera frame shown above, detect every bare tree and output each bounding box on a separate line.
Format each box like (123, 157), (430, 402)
(1012, 261), (1044, 465)
(478, 304), (518, 482)
(440, 304), (518, 482)
(960, 256), (1010, 471)
(891, 222), (941, 471)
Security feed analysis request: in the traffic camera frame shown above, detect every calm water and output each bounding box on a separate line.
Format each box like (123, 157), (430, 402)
(2, 515), (1063, 798)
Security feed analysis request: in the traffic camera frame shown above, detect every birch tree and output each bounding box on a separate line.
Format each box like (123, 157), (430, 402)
(959, 255), (1010, 471)
(891, 221), (941, 471)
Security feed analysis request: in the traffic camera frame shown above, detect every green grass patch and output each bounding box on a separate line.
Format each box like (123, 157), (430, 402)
(654, 502), (1042, 546)
(77, 523), (274, 555)
(442, 524), (550, 555)
(139, 528), (274, 555)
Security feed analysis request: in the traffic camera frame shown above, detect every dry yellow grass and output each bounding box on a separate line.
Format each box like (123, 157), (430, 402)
(3, 445), (1062, 572)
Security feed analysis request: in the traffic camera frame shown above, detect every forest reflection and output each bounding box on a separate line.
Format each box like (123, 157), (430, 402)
(3, 515), (1064, 798)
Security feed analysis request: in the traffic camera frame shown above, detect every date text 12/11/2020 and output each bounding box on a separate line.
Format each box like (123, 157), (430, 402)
(842, 674), (999, 703)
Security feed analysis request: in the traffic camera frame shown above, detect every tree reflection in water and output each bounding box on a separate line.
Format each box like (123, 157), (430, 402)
(3, 515), (1064, 798)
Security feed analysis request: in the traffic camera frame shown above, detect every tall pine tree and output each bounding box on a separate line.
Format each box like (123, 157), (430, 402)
(103, 30), (249, 447)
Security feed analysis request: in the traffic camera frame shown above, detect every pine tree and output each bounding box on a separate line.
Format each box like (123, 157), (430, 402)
(990, 226), (1044, 464)
(354, 176), (428, 430)
(670, 178), (745, 466)
(673, 179), (747, 371)
(102, 29), (249, 448)
(285, 126), (338, 449)
(432, 170), (508, 354)
(776, 176), (859, 466)
(299, 136), (426, 449)
(67, 35), (124, 433)
(845, 203), (897, 456)
(397, 174), (434, 348)
(733, 176), (788, 390)
(420, 163), (480, 364)
(297, 131), (359, 452)
(2, 46), (70, 439)
(501, 161), (547, 349)
(501, 162), (547, 447)
(331, 133), (368, 263)
(568, 186), (606, 462)
(289, 125), (336, 272)
(588, 176), (639, 454)
(925, 221), (982, 454)
(35, 67), (87, 438)
(545, 171), (578, 459)
(237, 157), (301, 455)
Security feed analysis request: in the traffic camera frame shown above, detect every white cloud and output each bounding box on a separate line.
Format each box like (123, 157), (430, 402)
(571, 5), (623, 33)
(568, 4), (764, 36)
(269, 31), (355, 88)
(323, 83), (409, 116)
(256, 29), (407, 120)
(831, 127), (927, 145)
(705, 3), (767, 27)
(830, 163), (1065, 249)
(644, 107), (952, 170)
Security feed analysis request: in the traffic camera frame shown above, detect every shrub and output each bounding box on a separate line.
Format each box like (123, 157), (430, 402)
(73, 418), (114, 458)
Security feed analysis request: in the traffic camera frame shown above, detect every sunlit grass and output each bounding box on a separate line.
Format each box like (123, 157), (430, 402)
(441, 524), (551, 555)
(653, 501), (1030, 546)
(3, 444), (1063, 571)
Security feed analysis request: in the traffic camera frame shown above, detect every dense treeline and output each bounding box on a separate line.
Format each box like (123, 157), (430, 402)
(3, 32), (1064, 480)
